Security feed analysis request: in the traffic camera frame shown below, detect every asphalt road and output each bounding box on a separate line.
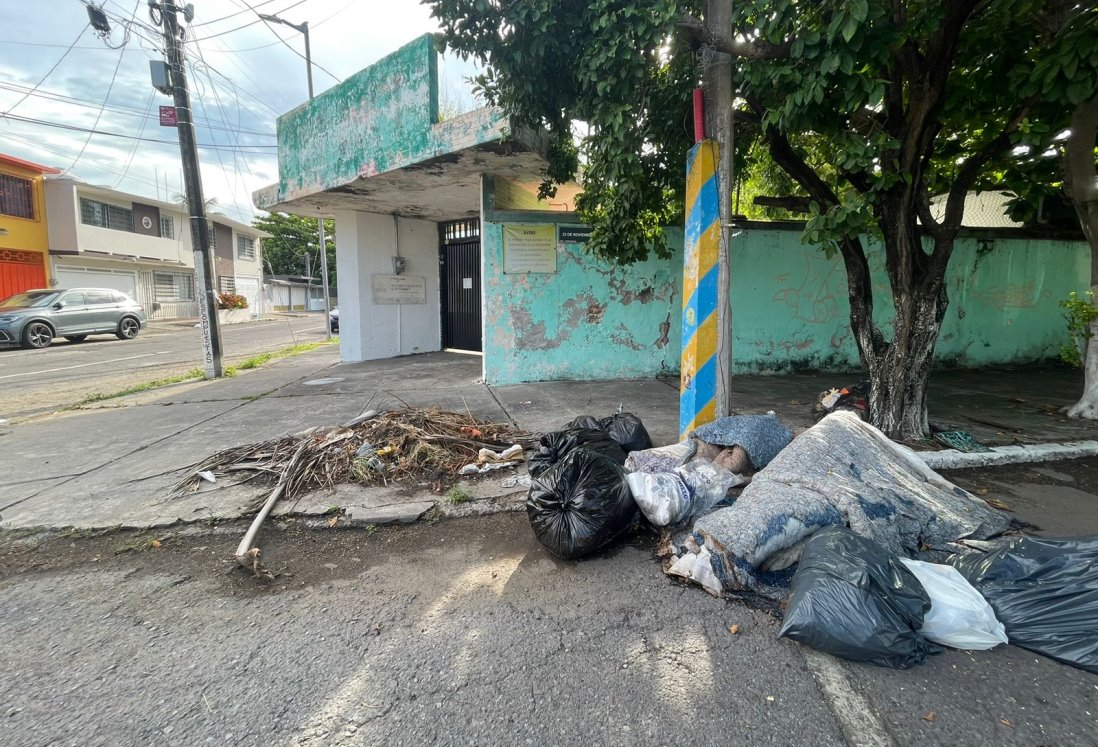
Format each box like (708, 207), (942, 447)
(1, 511), (1096, 747)
(0, 314), (330, 420)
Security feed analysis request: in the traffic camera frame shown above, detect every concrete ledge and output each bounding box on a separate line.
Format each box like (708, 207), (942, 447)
(920, 440), (1098, 469)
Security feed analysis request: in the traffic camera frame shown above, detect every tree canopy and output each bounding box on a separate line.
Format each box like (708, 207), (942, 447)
(252, 212), (336, 288)
(431, 0), (1098, 438)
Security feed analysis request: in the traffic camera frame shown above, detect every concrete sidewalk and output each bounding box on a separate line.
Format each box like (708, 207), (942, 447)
(1, 350), (1097, 532)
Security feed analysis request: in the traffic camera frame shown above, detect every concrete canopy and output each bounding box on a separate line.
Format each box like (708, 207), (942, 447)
(251, 34), (551, 221)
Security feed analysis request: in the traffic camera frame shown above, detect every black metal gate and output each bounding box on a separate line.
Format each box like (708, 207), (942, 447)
(439, 218), (482, 352)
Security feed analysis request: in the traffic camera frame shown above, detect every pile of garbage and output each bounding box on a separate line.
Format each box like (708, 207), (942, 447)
(522, 408), (1098, 675)
(174, 407), (534, 501)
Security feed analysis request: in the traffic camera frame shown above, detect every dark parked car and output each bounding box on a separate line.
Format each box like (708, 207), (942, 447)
(329, 306), (339, 334)
(0, 288), (148, 349)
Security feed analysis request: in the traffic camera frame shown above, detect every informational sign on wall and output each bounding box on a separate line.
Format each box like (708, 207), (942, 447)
(372, 274), (427, 304)
(503, 224), (557, 274)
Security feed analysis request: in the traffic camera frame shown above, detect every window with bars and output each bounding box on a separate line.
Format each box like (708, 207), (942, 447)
(80, 198), (133, 231)
(218, 275), (236, 293)
(0, 174), (34, 219)
(208, 224), (217, 249)
(160, 215), (174, 239)
(441, 218), (480, 244)
(153, 272), (194, 301)
(236, 235), (256, 260)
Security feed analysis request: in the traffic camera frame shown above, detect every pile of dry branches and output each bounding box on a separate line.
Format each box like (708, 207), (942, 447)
(172, 407), (535, 502)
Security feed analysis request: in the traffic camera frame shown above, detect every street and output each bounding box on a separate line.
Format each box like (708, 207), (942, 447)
(0, 314), (329, 420)
(2, 511), (1096, 747)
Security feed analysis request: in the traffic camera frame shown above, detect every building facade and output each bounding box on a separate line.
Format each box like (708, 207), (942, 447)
(45, 177), (266, 319)
(0, 154), (60, 298)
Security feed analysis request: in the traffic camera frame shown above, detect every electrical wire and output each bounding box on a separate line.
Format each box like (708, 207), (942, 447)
(3, 25), (89, 115)
(0, 81), (276, 136)
(189, 0), (281, 27)
(1, 113), (279, 152)
(64, 0), (139, 174)
(237, 0), (342, 83)
(186, 0), (307, 42)
(111, 88), (156, 188)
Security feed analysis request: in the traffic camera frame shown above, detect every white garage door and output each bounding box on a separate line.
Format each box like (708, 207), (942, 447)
(235, 275), (260, 316)
(55, 267), (138, 300)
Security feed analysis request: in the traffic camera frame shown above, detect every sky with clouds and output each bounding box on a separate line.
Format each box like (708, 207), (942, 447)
(0, 0), (480, 224)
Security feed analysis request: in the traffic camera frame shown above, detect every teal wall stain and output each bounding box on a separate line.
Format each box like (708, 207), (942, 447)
(483, 222), (1088, 385)
(483, 220), (683, 385)
(271, 34), (509, 207)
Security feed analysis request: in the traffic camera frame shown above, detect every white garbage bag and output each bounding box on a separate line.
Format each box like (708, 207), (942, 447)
(626, 460), (743, 527)
(900, 558), (1008, 650)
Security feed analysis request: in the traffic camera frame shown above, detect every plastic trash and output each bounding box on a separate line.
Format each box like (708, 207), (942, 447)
(567, 412), (653, 454)
(526, 448), (637, 559)
(778, 527), (938, 669)
(899, 559), (1008, 650)
(952, 536), (1098, 673)
(626, 460), (743, 527)
(599, 412), (652, 454)
(197, 470), (216, 483)
(527, 428), (626, 478)
(624, 441), (694, 473)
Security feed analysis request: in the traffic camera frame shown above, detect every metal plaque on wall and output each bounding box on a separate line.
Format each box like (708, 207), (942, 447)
(372, 274), (427, 304)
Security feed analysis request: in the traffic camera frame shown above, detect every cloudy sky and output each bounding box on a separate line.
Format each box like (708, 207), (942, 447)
(0, 0), (480, 224)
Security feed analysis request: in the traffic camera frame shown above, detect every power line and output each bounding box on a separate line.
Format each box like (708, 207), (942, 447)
(3, 25), (89, 115)
(65, 0), (140, 174)
(0, 81), (276, 137)
(189, 0), (281, 27)
(1, 112), (279, 152)
(238, 0), (342, 84)
(186, 0), (307, 41)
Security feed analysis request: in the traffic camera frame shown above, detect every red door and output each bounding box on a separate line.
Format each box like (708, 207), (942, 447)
(0, 250), (47, 299)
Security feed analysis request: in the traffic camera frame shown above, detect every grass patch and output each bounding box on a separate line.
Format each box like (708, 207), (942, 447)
(74, 369), (204, 406)
(223, 342), (326, 377)
(67, 341), (331, 408)
(447, 484), (474, 504)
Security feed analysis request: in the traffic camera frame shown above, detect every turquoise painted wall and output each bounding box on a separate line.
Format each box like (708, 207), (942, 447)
(483, 222), (1088, 384)
(732, 229), (1089, 373)
(483, 221), (684, 385)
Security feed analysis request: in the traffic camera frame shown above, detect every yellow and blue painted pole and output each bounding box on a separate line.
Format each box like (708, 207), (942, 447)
(680, 139), (722, 439)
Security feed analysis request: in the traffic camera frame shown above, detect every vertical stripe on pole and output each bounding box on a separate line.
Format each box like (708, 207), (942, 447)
(680, 139), (722, 439)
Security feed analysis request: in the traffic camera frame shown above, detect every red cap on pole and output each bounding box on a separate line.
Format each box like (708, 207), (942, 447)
(692, 88), (705, 143)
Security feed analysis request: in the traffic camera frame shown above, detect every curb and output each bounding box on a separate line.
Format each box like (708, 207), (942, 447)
(920, 439), (1098, 470)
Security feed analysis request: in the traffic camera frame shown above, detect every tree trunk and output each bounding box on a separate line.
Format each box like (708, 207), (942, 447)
(845, 199), (951, 441)
(1063, 100), (1098, 419)
(1067, 302), (1098, 419)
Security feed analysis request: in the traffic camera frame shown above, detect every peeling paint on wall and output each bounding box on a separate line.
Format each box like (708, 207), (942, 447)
(484, 222), (683, 384)
(272, 35), (511, 208)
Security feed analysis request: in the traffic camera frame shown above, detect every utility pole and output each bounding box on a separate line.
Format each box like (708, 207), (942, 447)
(704, 0), (734, 418)
(151, 0), (223, 377)
(260, 13), (331, 341)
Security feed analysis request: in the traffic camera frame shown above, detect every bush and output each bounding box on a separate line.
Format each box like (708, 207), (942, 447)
(217, 292), (249, 310)
(1060, 290), (1098, 367)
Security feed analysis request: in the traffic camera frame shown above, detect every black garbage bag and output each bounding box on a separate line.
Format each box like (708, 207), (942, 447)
(527, 428), (626, 479)
(567, 413), (653, 454)
(778, 527), (938, 669)
(567, 415), (604, 431)
(952, 536), (1098, 674)
(526, 448), (638, 559)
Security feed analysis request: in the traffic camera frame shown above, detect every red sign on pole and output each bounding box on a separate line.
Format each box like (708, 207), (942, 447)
(159, 106), (178, 126)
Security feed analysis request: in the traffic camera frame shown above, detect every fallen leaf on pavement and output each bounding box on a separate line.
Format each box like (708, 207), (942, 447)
(328, 516), (339, 528)
(922, 711), (936, 722)
(985, 498), (1012, 511)
(151, 540), (162, 548)
(1000, 719), (1014, 729)
(728, 624), (741, 635)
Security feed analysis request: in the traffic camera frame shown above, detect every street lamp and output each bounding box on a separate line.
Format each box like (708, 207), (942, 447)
(261, 13), (331, 340)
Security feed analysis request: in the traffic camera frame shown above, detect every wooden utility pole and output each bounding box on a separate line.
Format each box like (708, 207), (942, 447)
(703, 0), (734, 418)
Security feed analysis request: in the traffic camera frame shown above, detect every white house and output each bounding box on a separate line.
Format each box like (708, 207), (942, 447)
(44, 177), (267, 319)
